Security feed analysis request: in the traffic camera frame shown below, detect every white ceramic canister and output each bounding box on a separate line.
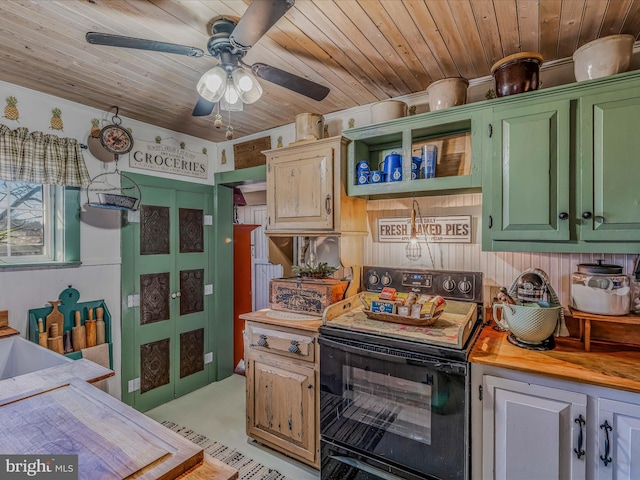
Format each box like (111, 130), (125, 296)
(295, 113), (324, 141)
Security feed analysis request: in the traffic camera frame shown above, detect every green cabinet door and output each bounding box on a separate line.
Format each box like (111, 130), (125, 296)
(579, 90), (640, 241)
(486, 100), (571, 242)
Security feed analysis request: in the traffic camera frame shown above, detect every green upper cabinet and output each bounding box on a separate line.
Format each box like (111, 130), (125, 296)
(486, 100), (571, 242)
(578, 89), (640, 241)
(483, 70), (640, 253)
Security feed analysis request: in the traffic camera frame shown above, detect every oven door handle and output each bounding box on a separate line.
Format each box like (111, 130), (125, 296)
(319, 336), (466, 375)
(330, 455), (443, 480)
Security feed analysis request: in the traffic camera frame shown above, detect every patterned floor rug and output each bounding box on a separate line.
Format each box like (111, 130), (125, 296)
(162, 421), (293, 480)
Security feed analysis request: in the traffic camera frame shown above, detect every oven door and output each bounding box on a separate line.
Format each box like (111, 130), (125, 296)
(319, 335), (469, 480)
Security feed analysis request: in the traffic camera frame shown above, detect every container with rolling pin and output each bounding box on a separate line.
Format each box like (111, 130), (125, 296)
(28, 286), (112, 368)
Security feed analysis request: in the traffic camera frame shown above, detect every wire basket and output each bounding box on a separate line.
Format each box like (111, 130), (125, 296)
(85, 170), (141, 211)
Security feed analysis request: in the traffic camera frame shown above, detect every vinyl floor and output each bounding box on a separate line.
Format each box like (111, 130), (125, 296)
(146, 374), (320, 480)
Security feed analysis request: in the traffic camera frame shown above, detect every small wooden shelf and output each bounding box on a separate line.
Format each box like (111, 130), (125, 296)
(28, 287), (112, 367)
(569, 307), (640, 351)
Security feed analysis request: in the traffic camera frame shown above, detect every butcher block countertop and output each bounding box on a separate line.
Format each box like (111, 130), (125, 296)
(240, 308), (322, 332)
(470, 326), (640, 395)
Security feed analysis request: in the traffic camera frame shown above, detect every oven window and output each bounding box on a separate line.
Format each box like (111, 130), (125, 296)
(343, 366), (432, 445)
(320, 336), (468, 480)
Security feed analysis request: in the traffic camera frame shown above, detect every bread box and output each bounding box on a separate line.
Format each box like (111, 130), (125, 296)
(269, 277), (349, 316)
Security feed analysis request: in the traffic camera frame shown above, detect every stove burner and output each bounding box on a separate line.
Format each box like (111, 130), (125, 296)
(507, 333), (556, 351)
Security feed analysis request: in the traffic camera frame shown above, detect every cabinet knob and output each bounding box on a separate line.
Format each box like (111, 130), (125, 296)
(288, 340), (301, 354)
(558, 212), (569, 220)
(582, 212), (592, 219)
(257, 335), (268, 348)
(307, 383), (313, 389)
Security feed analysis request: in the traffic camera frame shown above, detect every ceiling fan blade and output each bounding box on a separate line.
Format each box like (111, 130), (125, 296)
(86, 32), (204, 57)
(251, 63), (330, 101)
(230, 0), (294, 50)
(192, 97), (216, 116)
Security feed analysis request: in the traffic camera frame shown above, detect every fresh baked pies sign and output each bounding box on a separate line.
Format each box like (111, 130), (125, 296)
(129, 139), (208, 179)
(378, 215), (472, 243)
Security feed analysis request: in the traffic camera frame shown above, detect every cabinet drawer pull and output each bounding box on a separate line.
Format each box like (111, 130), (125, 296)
(487, 215), (493, 229)
(574, 415), (585, 459)
(325, 194), (332, 214)
(600, 420), (613, 467)
(288, 340), (301, 354)
(257, 335), (268, 348)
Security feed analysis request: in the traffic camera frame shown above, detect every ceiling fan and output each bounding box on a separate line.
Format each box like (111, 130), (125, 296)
(85, 0), (330, 117)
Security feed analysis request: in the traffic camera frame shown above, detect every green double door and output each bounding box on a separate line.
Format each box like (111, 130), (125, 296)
(121, 174), (213, 411)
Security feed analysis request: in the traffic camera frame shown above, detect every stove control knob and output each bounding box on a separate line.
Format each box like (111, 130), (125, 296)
(443, 278), (456, 292)
(458, 279), (472, 294)
(368, 273), (380, 285)
(381, 274), (392, 287)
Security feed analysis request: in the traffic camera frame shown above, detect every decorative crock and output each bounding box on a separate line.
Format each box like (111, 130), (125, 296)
(426, 77), (469, 111)
(491, 52), (543, 97)
(572, 34), (634, 81)
(370, 100), (407, 124)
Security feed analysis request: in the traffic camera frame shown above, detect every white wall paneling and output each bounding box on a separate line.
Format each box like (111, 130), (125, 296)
(364, 194), (639, 310)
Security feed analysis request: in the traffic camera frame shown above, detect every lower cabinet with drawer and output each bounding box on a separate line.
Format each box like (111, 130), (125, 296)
(244, 320), (320, 468)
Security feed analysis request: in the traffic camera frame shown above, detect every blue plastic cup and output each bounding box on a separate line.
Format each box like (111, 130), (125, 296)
(422, 145), (437, 179)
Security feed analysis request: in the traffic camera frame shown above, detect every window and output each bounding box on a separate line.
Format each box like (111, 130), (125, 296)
(0, 180), (80, 266)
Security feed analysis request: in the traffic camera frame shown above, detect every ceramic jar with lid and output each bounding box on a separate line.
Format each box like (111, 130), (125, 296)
(570, 260), (630, 316)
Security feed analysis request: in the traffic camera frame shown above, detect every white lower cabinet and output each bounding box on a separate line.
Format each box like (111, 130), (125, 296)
(472, 366), (640, 480)
(597, 398), (640, 480)
(482, 375), (587, 480)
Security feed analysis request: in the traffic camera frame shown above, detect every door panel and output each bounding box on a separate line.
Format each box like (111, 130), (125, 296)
(580, 92), (640, 241)
(489, 101), (571, 241)
(122, 178), (212, 411)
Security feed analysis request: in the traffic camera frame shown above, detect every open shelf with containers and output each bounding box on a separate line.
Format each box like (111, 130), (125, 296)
(344, 106), (484, 198)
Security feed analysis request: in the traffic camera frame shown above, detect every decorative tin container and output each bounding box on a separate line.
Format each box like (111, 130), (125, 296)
(269, 277), (349, 316)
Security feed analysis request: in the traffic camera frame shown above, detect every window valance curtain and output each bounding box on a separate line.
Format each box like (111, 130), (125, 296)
(0, 124), (91, 187)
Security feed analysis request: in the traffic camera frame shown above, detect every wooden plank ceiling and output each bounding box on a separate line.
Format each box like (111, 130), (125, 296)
(0, 0), (638, 142)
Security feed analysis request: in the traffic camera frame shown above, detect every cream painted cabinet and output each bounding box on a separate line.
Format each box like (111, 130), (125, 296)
(482, 375), (587, 480)
(264, 136), (367, 236)
(245, 321), (319, 468)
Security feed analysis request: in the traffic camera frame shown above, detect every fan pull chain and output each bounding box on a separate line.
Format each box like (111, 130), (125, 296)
(226, 109), (234, 140)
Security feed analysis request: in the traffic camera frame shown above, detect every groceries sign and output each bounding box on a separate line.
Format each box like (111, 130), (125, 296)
(130, 139), (208, 179)
(378, 215), (472, 243)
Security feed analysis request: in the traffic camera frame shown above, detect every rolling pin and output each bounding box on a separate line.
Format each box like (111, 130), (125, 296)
(47, 323), (63, 354)
(85, 308), (97, 348)
(95, 307), (105, 345)
(72, 311), (86, 352)
(38, 318), (48, 348)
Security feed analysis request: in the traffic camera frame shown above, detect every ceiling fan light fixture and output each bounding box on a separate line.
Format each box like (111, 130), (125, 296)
(231, 67), (262, 104)
(220, 76), (244, 112)
(196, 66), (227, 102)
